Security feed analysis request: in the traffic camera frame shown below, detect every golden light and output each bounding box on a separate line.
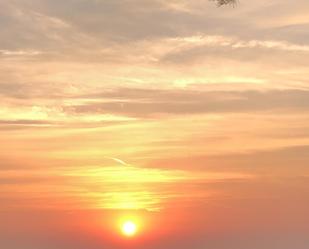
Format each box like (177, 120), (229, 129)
(121, 221), (137, 237)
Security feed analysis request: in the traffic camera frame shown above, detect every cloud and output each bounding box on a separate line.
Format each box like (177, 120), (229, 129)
(0, 49), (42, 56)
(156, 35), (309, 66)
(66, 88), (309, 117)
(148, 145), (309, 174)
(1, 0), (308, 54)
(0, 119), (58, 131)
(0, 162), (252, 212)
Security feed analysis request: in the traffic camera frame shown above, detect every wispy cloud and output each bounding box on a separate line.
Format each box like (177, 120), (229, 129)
(66, 88), (309, 117)
(0, 50), (43, 56)
(0, 165), (252, 211)
(167, 35), (309, 52)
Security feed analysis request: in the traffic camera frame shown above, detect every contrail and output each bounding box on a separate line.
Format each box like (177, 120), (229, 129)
(106, 157), (130, 166)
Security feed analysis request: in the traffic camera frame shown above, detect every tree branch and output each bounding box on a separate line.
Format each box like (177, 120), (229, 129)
(212, 0), (237, 6)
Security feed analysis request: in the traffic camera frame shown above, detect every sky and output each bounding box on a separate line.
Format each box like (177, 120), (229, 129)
(1, 0), (309, 248)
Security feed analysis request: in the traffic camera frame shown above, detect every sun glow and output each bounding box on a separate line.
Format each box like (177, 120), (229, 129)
(121, 221), (138, 237)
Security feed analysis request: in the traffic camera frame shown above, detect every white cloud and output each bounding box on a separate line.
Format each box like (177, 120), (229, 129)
(0, 49), (43, 56)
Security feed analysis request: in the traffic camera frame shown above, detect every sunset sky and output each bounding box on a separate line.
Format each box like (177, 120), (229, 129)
(1, 0), (309, 248)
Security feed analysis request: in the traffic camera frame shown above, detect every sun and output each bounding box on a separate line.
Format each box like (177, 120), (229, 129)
(121, 221), (137, 237)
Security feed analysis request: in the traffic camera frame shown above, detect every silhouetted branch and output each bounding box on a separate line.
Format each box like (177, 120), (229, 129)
(212, 0), (237, 6)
